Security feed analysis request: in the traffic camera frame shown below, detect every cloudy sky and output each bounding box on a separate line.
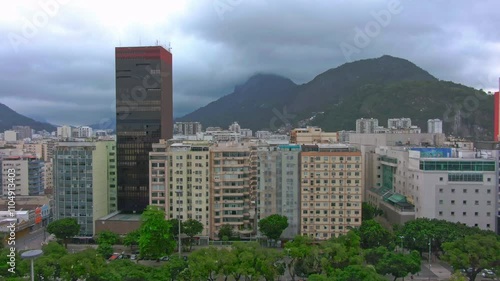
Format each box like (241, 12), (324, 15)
(1, 0), (499, 126)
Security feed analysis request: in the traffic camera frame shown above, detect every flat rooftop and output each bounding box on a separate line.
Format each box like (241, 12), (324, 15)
(98, 211), (141, 221)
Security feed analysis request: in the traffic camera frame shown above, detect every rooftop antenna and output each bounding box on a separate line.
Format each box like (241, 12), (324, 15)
(168, 42), (172, 52)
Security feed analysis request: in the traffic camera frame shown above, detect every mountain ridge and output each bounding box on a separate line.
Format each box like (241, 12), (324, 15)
(178, 55), (492, 140)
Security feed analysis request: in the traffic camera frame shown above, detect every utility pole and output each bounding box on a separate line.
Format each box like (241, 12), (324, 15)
(178, 215), (181, 256)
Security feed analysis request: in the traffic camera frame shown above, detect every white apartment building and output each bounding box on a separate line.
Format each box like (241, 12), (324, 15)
(228, 122), (241, 133)
(355, 118), (379, 134)
(174, 122), (202, 135)
(57, 126), (72, 138)
(428, 119), (443, 134)
(388, 118), (412, 129)
(2, 155), (44, 196)
(78, 126), (93, 138)
(256, 144), (301, 239)
(367, 146), (497, 231)
(4, 130), (18, 142)
(149, 140), (212, 236)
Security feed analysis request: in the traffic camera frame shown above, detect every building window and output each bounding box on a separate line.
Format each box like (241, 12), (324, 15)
(439, 177), (443, 181)
(451, 200), (455, 205)
(487, 201), (491, 205)
(439, 188), (443, 193)
(438, 211), (443, 216)
(475, 212), (478, 216)
(451, 212), (455, 216)
(439, 200), (443, 205)
(475, 201), (479, 205)
(451, 189), (455, 193)
(463, 200), (467, 205)
(475, 189), (479, 193)
(487, 189), (491, 194)
(463, 212), (466, 216)
(463, 189), (467, 193)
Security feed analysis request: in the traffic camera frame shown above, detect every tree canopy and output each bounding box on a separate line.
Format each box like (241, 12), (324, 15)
(442, 234), (500, 281)
(258, 214), (289, 241)
(46, 218), (81, 248)
(182, 219), (204, 251)
(138, 205), (176, 259)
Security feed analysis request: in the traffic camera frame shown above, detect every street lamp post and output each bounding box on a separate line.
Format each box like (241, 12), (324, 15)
(21, 249), (43, 281)
(399, 236), (404, 253)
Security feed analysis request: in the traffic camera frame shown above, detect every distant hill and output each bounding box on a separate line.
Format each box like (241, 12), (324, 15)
(88, 117), (116, 131)
(178, 55), (493, 140)
(0, 103), (56, 132)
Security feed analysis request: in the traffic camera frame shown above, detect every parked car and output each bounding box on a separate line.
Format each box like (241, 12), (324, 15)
(108, 254), (119, 261)
(482, 269), (496, 278)
(160, 256), (170, 261)
(130, 254), (137, 260)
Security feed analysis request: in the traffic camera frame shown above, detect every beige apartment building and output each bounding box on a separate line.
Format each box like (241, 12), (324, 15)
(149, 140), (211, 236)
(209, 142), (257, 239)
(300, 144), (363, 240)
(290, 127), (338, 144)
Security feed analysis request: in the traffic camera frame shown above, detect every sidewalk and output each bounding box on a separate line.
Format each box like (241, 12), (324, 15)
(426, 262), (452, 280)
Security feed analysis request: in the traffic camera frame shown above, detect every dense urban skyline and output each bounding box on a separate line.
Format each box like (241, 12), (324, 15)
(0, 0), (499, 125)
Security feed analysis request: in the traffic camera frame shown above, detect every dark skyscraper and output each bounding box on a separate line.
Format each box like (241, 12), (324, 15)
(115, 46), (173, 212)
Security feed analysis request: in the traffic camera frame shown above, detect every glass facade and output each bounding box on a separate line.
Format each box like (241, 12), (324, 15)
(380, 156), (397, 164)
(54, 146), (95, 236)
(448, 173), (483, 182)
(419, 161), (495, 171)
(116, 46), (173, 212)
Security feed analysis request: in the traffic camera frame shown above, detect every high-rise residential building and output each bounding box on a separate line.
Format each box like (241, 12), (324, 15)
(255, 131), (272, 139)
(42, 140), (57, 162)
(43, 160), (53, 195)
(210, 142), (257, 239)
(355, 118), (379, 134)
(367, 146), (497, 231)
(256, 144), (301, 239)
(427, 119), (443, 134)
(78, 126), (93, 138)
(12, 126), (32, 139)
(115, 46), (173, 212)
(22, 143), (43, 159)
(174, 122), (202, 135)
(149, 140), (211, 236)
(53, 141), (117, 236)
(240, 129), (252, 138)
(299, 144), (363, 240)
(2, 155), (44, 196)
(290, 127), (338, 144)
(57, 126), (72, 139)
(388, 118), (412, 130)
(4, 130), (18, 142)
(228, 122), (241, 133)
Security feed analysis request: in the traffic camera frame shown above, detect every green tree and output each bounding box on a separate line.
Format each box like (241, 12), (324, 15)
(46, 218), (81, 248)
(319, 231), (363, 276)
(186, 247), (220, 281)
(182, 219), (204, 251)
(59, 248), (109, 281)
(151, 255), (188, 281)
(258, 214), (289, 243)
(106, 259), (153, 281)
(284, 235), (316, 281)
(138, 205), (176, 259)
(309, 265), (386, 281)
(97, 230), (120, 245)
(123, 229), (140, 251)
(167, 218), (183, 238)
(97, 243), (113, 258)
(364, 246), (389, 266)
(356, 219), (394, 249)
(0, 248), (29, 278)
(218, 224), (234, 240)
(375, 250), (421, 281)
(442, 234), (500, 281)
(361, 202), (383, 221)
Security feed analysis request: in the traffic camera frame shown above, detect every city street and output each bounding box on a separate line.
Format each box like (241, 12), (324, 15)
(14, 227), (49, 251)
